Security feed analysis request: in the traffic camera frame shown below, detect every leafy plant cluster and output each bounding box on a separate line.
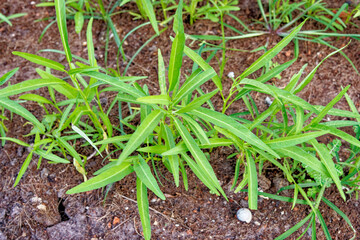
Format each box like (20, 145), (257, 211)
(1, 0), (360, 239)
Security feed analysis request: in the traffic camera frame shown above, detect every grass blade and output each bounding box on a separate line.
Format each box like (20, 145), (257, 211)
(310, 139), (345, 201)
(162, 124), (180, 187)
(14, 152), (33, 187)
(191, 107), (280, 158)
(67, 162), (133, 194)
(276, 146), (329, 177)
(237, 22), (305, 81)
(0, 67), (19, 86)
(117, 110), (164, 164)
(134, 155), (165, 200)
(140, 0), (159, 35)
(173, 69), (216, 105)
(264, 131), (328, 149)
(246, 150), (258, 210)
(0, 98), (45, 132)
(274, 213), (313, 240)
(174, 117), (226, 198)
(13, 51), (65, 72)
(158, 49), (166, 95)
(54, 0), (72, 63)
(72, 124), (102, 157)
(184, 45), (222, 90)
(136, 177), (151, 240)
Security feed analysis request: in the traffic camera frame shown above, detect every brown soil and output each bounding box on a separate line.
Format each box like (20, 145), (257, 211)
(1, 0), (360, 239)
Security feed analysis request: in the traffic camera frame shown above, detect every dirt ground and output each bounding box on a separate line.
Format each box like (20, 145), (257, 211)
(1, 0), (360, 239)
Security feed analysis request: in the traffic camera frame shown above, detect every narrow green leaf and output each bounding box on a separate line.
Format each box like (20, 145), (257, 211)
(310, 139), (345, 201)
(13, 51), (65, 72)
(180, 153), (219, 194)
(0, 67), (19, 86)
(67, 162), (133, 194)
(176, 89), (218, 114)
(94, 134), (131, 145)
(82, 71), (145, 98)
(54, 0), (72, 63)
(0, 13), (12, 26)
(322, 197), (356, 240)
(72, 124), (102, 157)
(274, 213), (313, 240)
(191, 107), (280, 158)
(0, 137), (30, 147)
(162, 124), (180, 186)
(173, 69), (216, 105)
(316, 210), (332, 240)
(157, 49), (166, 95)
(276, 146), (329, 177)
(173, 117), (227, 199)
(117, 110), (163, 164)
(311, 124), (360, 149)
(246, 150), (258, 210)
(14, 152), (33, 187)
(184, 45), (222, 90)
(136, 177), (151, 240)
(56, 136), (82, 167)
(134, 155), (165, 200)
(294, 44), (348, 94)
(237, 22), (305, 81)
(264, 131), (328, 149)
(74, 12), (84, 34)
(140, 0), (159, 35)
(168, 32), (185, 92)
(19, 94), (53, 105)
(35, 149), (70, 164)
(0, 78), (66, 98)
(86, 17), (96, 67)
(137, 95), (171, 106)
(307, 85), (350, 127)
(0, 98), (45, 132)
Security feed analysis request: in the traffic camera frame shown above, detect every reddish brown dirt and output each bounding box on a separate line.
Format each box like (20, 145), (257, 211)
(1, 0), (360, 239)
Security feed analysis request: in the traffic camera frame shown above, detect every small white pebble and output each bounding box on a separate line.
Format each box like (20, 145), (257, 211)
(30, 1), (36, 5)
(125, 207), (129, 210)
(265, 96), (273, 106)
(254, 221), (261, 226)
(82, 42), (87, 46)
(281, 211), (285, 215)
(175, 224), (179, 227)
(37, 204), (47, 211)
(227, 72), (235, 78)
(150, 198), (157, 203)
(236, 208), (252, 223)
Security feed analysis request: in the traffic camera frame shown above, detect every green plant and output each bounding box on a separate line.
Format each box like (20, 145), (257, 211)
(189, 0), (360, 75)
(3, 0), (360, 239)
(0, 12), (27, 26)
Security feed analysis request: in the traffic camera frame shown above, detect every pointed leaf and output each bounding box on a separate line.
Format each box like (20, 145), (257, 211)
(184, 45), (222, 90)
(134, 156), (165, 200)
(173, 117), (226, 199)
(310, 139), (345, 201)
(168, 32), (185, 92)
(82, 71), (145, 98)
(54, 0), (72, 63)
(117, 110), (163, 164)
(0, 98), (45, 132)
(191, 107), (280, 158)
(67, 162), (133, 194)
(136, 177), (151, 240)
(13, 51), (66, 72)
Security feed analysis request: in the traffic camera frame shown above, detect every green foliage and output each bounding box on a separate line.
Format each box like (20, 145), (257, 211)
(3, 1), (360, 239)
